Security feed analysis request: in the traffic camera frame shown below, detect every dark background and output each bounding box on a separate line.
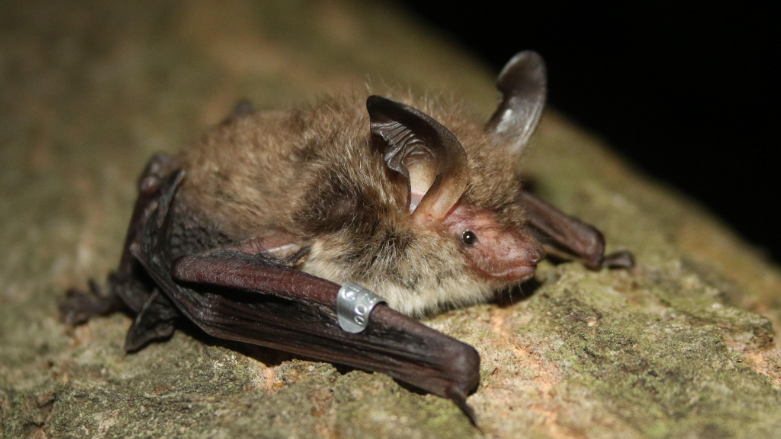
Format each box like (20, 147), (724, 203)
(396, 1), (779, 262)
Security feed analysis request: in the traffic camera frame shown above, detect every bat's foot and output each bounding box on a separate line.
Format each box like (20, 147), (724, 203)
(59, 279), (123, 326)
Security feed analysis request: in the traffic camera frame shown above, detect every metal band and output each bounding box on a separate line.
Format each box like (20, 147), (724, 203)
(336, 282), (386, 333)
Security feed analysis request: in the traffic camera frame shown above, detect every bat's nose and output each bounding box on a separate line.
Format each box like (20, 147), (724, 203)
(525, 248), (543, 265)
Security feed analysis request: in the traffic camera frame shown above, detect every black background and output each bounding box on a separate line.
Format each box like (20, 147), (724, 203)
(395, 1), (779, 262)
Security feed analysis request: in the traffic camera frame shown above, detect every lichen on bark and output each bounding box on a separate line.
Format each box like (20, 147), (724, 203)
(2, 1), (781, 438)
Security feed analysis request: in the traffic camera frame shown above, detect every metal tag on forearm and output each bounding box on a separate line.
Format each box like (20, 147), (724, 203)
(337, 282), (386, 333)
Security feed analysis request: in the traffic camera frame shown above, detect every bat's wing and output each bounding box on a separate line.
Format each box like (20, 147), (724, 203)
(127, 164), (480, 421)
(60, 154), (181, 342)
(518, 190), (635, 269)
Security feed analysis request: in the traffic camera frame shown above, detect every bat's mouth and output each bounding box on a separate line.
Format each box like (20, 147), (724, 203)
(468, 245), (543, 282)
(475, 261), (539, 282)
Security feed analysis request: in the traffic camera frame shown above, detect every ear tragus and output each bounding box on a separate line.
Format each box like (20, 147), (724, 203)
(366, 96), (468, 225)
(485, 51), (547, 155)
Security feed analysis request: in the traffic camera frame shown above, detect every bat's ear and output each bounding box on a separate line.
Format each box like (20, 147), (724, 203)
(485, 51), (547, 155)
(367, 96), (469, 225)
(220, 99), (254, 124)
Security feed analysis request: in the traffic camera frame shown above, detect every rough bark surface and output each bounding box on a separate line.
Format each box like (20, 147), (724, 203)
(2, 1), (780, 438)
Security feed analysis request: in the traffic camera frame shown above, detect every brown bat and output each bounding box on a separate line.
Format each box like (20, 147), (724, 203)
(61, 51), (633, 422)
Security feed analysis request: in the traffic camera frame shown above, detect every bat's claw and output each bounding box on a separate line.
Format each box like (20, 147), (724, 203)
(452, 396), (479, 427)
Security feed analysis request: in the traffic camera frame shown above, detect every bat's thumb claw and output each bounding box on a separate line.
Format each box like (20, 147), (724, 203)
(451, 395), (479, 428)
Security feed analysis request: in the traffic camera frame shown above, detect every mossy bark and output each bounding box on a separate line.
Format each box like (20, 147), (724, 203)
(2, 1), (780, 438)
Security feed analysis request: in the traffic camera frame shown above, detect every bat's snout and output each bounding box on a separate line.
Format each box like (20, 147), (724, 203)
(462, 226), (545, 282)
(442, 204), (546, 282)
(485, 240), (544, 282)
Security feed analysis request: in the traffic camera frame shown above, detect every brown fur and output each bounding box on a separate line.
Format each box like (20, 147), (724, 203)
(175, 92), (528, 316)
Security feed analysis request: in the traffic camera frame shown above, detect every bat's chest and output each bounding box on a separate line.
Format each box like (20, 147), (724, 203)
(298, 237), (495, 317)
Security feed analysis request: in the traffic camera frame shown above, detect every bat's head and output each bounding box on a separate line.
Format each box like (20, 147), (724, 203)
(440, 203), (543, 282)
(366, 93), (543, 284)
(356, 51), (548, 313)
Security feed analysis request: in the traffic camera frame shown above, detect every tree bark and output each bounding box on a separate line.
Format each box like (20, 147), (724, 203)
(1, 1), (780, 438)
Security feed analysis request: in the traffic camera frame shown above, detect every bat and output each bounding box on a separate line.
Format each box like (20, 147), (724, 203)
(60, 51), (634, 422)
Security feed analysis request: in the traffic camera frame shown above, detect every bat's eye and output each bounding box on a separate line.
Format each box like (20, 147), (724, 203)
(461, 230), (478, 246)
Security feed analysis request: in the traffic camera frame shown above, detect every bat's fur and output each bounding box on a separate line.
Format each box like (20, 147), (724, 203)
(59, 52), (633, 423)
(175, 93), (530, 316)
